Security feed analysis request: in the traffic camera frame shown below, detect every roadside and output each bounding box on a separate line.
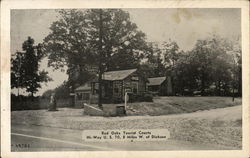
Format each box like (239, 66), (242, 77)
(12, 105), (242, 149)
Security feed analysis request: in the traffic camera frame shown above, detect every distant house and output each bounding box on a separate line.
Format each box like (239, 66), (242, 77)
(74, 68), (147, 106)
(147, 76), (172, 96)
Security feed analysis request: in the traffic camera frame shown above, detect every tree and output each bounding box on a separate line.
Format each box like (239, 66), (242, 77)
(171, 51), (198, 95)
(44, 9), (148, 80)
(42, 81), (70, 99)
(162, 40), (180, 68)
(11, 51), (27, 97)
(231, 37), (242, 97)
(173, 35), (238, 96)
(191, 36), (235, 96)
(42, 89), (54, 98)
(137, 42), (166, 79)
(162, 39), (181, 95)
(43, 9), (149, 106)
(11, 37), (52, 97)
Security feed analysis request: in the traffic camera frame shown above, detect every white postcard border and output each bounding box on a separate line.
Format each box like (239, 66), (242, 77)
(1, 0), (249, 158)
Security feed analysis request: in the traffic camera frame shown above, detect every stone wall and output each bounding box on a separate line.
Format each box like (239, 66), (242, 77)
(83, 104), (103, 116)
(84, 104), (126, 117)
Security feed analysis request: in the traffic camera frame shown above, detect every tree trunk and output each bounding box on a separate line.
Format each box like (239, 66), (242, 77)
(238, 67), (242, 96)
(218, 80), (221, 96)
(31, 92), (34, 101)
(201, 75), (205, 96)
(98, 9), (103, 109)
(215, 82), (218, 96)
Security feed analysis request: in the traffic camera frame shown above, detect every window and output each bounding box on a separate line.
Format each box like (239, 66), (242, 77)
(82, 93), (90, 100)
(77, 93), (82, 100)
(131, 82), (138, 94)
(114, 88), (119, 94)
(113, 81), (121, 97)
(92, 83), (99, 95)
(133, 87), (138, 94)
(87, 82), (91, 87)
(77, 92), (90, 100)
(92, 82), (106, 96)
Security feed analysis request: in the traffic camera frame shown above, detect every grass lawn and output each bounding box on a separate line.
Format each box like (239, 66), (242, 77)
(126, 96), (242, 116)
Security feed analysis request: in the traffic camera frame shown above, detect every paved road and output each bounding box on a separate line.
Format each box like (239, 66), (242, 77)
(11, 124), (233, 151)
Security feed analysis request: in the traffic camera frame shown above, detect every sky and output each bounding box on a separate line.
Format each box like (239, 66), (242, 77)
(11, 8), (241, 96)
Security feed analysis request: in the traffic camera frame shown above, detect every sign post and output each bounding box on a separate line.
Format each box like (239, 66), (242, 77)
(125, 92), (128, 111)
(124, 89), (131, 111)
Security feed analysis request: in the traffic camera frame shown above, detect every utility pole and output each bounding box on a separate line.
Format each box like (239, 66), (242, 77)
(17, 52), (22, 101)
(232, 54), (236, 102)
(98, 9), (103, 109)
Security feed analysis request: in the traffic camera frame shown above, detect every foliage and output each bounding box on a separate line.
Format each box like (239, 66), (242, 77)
(42, 81), (71, 99)
(137, 42), (166, 81)
(128, 93), (153, 103)
(162, 39), (180, 68)
(11, 93), (72, 111)
(43, 9), (149, 89)
(139, 35), (241, 97)
(11, 37), (52, 96)
(11, 51), (26, 89)
(42, 8), (241, 97)
(173, 35), (241, 96)
(161, 40), (182, 94)
(41, 89), (54, 98)
(53, 81), (71, 98)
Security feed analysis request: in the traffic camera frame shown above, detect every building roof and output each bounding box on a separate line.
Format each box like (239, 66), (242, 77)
(75, 83), (91, 92)
(147, 77), (166, 86)
(75, 69), (137, 91)
(102, 69), (137, 81)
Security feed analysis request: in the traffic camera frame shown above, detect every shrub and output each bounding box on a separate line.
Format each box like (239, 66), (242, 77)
(143, 93), (153, 102)
(11, 94), (72, 111)
(128, 93), (153, 103)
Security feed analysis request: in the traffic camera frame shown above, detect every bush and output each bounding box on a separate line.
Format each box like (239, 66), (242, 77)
(11, 94), (73, 111)
(128, 92), (153, 103)
(111, 97), (123, 104)
(143, 93), (153, 102)
(183, 89), (194, 96)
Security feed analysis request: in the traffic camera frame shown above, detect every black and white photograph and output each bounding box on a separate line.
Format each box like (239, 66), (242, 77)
(1, 0), (250, 157)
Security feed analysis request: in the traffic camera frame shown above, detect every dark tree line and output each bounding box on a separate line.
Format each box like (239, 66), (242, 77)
(143, 36), (242, 96)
